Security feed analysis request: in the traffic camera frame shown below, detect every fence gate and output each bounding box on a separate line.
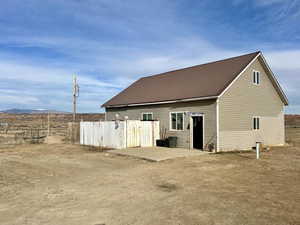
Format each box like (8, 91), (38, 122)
(126, 120), (141, 148)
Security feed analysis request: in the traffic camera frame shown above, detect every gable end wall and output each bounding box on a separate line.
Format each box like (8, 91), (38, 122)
(218, 57), (285, 151)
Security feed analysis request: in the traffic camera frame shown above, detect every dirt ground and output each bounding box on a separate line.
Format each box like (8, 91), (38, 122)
(0, 143), (299, 225)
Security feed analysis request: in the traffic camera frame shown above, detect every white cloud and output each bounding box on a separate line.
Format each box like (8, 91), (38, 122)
(0, 57), (126, 112)
(0, 95), (39, 105)
(265, 50), (300, 70)
(0, 60), (121, 88)
(255, 0), (288, 6)
(263, 51), (300, 113)
(1, 36), (299, 112)
(0, 0), (299, 113)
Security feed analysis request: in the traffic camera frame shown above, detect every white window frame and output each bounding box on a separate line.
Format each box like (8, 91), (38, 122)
(253, 70), (260, 85)
(252, 116), (260, 130)
(141, 112), (153, 121)
(169, 112), (185, 131)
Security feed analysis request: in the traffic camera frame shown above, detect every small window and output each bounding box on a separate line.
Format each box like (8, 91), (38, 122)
(170, 112), (184, 131)
(141, 112), (153, 121)
(253, 117), (260, 130)
(253, 70), (260, 85)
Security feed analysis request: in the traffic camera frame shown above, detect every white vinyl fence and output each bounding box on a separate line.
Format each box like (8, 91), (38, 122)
(80, 120), (160, 149)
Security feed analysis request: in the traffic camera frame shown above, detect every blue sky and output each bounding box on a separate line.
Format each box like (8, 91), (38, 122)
(0, 0), (299, 113)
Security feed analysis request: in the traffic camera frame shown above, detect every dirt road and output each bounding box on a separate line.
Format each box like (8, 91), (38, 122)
(0, 144), (299, 225)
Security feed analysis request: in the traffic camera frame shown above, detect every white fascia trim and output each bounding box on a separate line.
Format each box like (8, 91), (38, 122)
(105, 96), (218, 108)
(218, 52), (261, 98)
(259, 53), (289, 105)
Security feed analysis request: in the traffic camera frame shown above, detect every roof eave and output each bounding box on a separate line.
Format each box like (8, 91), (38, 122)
(103, 95), (218, 108)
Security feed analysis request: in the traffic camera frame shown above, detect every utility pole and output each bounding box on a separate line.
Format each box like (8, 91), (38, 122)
(73, 75), (79, 122)
(47, 111), (50, 136)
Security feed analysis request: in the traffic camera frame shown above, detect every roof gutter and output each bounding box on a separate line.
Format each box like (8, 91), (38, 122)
(103, 95), (218, 108)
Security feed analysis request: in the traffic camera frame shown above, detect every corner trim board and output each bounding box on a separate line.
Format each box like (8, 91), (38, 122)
(216, 98), (220, 152)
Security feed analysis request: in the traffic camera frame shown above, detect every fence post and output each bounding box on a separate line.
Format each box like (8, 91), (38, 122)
(152, 121), (154, 147)
(125, 120), (127, 148)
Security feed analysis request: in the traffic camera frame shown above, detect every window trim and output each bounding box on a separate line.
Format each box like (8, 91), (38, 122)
(253, 70), (260, 85)
(252, 116), (260, 130)
(169, 111), (185, 131)
(141, 112), (153, 121)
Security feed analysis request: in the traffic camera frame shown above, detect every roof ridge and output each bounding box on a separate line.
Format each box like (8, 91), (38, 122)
(141, 51), (261, 79)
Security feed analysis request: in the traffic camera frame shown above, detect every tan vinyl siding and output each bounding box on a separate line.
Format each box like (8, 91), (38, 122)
(106, 100), (217, 149)
(219, 57), (285, 150)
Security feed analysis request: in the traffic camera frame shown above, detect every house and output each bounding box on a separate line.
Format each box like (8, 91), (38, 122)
(102, 51), (288, 151)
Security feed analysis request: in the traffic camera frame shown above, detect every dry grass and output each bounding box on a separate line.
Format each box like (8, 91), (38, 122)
(0, 113), (104, 146)
(0, 113), (104, 136)
(0, 143), (299, 225)
(285, 114), (300, 128)
(286, 127), (300, 146)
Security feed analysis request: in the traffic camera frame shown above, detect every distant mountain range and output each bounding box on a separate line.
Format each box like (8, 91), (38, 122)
(0, 108), (70, 114)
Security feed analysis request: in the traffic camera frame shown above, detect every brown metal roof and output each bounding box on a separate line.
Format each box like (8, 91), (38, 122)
(102, 51), (260, 107)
